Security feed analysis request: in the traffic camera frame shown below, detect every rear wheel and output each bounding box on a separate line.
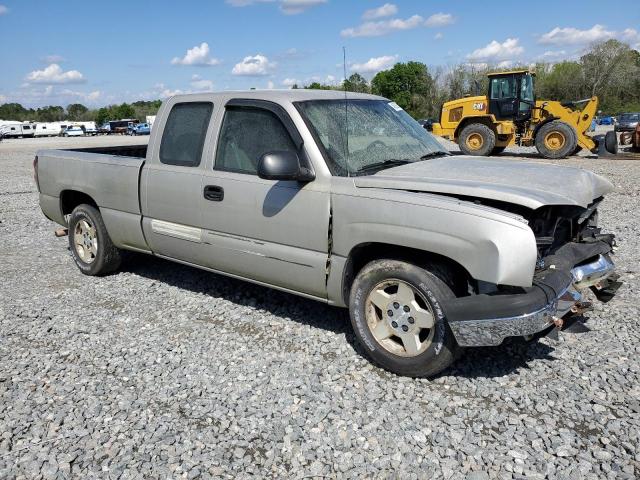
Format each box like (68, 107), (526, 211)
(535, 121), (577, 159)
(349, 259), (460, 377)
(458, 123), (496, 156)
(68, 204), (122, 276)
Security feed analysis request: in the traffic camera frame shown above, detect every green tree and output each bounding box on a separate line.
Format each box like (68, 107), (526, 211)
(371, 61), (436, 118)
(67, 103), (88, 120)
(305, 82), (335, 90)
(95, 107), (110, 127)
(343, 73), (370, 93)
(0, 103), (28, 121)
(112, 103), (136, 120)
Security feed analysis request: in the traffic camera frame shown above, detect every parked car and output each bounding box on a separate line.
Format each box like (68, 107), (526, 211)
(35, 90), (620, 377)
(597, 116), (614, 126)
(61, 126), (84, 137)
(129, 123), (150, 136)
(614, 113), (640, 133)
(418, 118), (434, 131)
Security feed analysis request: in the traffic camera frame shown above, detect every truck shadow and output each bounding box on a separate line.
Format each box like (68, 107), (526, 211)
(122, 253), (557, 379)
(441, 339), (557, 380)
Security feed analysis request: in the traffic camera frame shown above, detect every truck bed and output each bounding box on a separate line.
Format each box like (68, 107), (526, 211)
(37, 147), (149, 253)
(62, 144), (148, 158)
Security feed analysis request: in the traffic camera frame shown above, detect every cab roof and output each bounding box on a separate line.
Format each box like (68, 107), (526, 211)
(487, 69), (535, 77)
(169, 89), (385, 104)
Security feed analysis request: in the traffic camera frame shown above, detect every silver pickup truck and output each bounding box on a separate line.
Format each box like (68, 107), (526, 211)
(36, 90), (620, 377)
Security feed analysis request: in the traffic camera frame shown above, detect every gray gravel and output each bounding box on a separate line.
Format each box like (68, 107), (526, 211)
(1, 135), (639, 479)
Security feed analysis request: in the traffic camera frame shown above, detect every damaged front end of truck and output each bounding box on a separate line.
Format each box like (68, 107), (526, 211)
(443, 198), (621, 347)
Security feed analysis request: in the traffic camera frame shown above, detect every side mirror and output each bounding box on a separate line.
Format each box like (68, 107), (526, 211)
(257, 151), (314, 182)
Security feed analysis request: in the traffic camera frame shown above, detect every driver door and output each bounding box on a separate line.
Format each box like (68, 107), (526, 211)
(199, 99), (330, 298)
(488, 75), (518, 120)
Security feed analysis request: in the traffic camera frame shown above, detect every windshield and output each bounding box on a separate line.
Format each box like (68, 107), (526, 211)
(296, 99), (448, 176)
(620, 114), (639, 122)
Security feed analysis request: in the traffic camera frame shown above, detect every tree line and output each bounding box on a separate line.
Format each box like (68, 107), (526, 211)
(1, 40), (638, 125)
(0, 100), (161, 125)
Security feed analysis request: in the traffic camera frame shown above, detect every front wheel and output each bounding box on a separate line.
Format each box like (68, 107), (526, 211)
(68, 204), (122, 276)
(349, 259), (460, 377)
(535, 121), (577, 159)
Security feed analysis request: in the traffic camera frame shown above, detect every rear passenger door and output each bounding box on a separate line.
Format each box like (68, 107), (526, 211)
(199, 99), (330, 298)
(141, 99), (215, 263)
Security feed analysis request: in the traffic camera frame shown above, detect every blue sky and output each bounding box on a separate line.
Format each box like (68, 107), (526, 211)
(1, 0), (639, 108)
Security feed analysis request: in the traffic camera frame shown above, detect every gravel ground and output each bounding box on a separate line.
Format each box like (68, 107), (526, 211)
(1, 135), (639, 479)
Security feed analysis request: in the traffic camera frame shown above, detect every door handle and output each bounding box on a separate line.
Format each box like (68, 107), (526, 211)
(204, 185), (224, 202)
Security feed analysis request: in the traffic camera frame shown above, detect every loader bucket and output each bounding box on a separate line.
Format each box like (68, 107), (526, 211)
(592, 132), (618, 157)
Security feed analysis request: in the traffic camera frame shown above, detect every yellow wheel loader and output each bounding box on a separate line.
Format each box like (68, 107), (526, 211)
(432, 69), (618, 159)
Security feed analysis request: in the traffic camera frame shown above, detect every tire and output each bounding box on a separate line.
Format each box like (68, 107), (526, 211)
(68, 204), (122, 276)
(349, 259), (460, 377)
(535, 121), (577, 159)
(458, 123), (496, 156)
(604, 130), (618, 154)
(491, 146), (506, 155)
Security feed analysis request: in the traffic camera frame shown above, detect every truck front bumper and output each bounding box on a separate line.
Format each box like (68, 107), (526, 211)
(444, 240), (619, 347)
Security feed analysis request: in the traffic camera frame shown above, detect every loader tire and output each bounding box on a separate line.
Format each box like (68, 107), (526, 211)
(535, 121), (577, 159)
(459, 124), (496, 156)
(604, 130), (618, 154)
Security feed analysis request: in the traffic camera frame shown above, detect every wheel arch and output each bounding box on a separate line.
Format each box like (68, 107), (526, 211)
(531, 116), (561, 140)
(454, 116), (497, 140)
(340, 242), (472, 307)
(59, 189), (99, 221)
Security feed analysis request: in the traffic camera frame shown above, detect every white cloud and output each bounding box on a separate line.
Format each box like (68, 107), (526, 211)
(0, 5), (8, 15)
(538, 24), (640, 49)
(280, 0), (326, 14)
(538, 24), (615, 45)
(26, 64), (86, 84)
(434, 32), (443, 40)
(537, 50), (568, 60)
(341, 15), (424, 38)
(226, 0), (325, 14)
(0, 94), (7, 103)
(496, 60), (513, 69)
(86, 91), (101, 101)
(282, 78), (301, 87)
(42, 55), (65, 64)
(160, 88), (184, 99)
(425, 13), (454, 27)
(190, 74), (214, 91)
(363, 3), (397, 20)
(231, 54), (275, 76)
(621, 28), (640, 49)
(266, 80), (275, 89)
(171, 43), (220, 66)
(467, 38), (524, 62)
(351, 55), (398, 73)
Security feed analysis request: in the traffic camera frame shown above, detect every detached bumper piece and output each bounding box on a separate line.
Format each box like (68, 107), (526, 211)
(444, 240), (618, 347)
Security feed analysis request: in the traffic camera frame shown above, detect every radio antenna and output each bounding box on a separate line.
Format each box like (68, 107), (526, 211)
(343, 46), (351, 176)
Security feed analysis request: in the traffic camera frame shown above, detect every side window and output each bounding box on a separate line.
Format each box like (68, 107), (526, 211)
(159, 102), (213, 167)
(215, 107), (296, 175)
(490, 77), (516, 99)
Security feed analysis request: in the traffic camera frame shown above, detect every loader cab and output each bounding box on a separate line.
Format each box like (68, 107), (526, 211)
(488, 70), (535, 122)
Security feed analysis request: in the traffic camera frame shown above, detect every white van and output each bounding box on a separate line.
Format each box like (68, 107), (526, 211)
(61, 125), (84, 137)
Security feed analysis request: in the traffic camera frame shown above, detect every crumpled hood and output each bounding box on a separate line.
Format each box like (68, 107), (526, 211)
(353, 157), (614, 209)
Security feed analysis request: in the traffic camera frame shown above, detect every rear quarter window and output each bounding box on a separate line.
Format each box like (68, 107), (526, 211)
(159, 102), (213, 167)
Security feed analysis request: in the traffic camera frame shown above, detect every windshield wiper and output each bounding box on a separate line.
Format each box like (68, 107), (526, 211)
(355, 159), (412, 174)
(419, 151), (450, 160)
